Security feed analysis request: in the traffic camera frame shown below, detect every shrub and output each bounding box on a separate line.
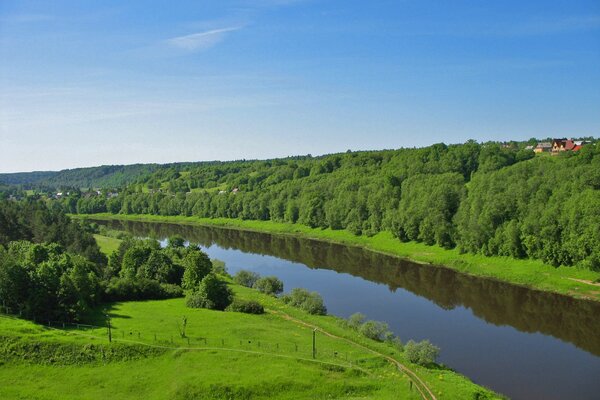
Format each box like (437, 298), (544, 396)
(103, 277), (183, 301)
(404, 340), (440, 366)
(212, 259), (229, 277)
(186, 273), (233, 311)
(347, 312), (366, 330)
(233, 270), (260, 288)
(252, 276), (284, 295)
(359, 320), (390, 342)
(226, 299), (264, 314)
(281, 288), (327, 315)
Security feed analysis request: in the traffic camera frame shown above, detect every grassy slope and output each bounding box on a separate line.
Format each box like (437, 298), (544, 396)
(80, 213), (600, 301)
(0, 284), (501, 400)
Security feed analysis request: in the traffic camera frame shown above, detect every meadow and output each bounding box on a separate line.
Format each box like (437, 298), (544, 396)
(0, 280), (500, 400)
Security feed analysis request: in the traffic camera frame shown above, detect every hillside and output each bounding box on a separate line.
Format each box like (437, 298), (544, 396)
(0, 283), (501, 400)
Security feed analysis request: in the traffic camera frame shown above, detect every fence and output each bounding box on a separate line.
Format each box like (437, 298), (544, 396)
(0, 307), (364, 366)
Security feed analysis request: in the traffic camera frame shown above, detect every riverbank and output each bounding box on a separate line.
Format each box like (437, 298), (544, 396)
(74, 213), (600, 302)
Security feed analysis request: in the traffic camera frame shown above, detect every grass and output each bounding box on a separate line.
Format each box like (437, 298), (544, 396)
(93, 234), (123, 255)
(0, 283), (501, 400)
(78, 213), (600, 301)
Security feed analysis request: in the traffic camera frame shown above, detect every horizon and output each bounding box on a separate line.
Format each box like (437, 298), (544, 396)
(1, 0), (599, 172)
(1, 135), (597, 174)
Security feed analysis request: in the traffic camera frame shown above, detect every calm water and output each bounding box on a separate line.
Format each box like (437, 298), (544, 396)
(97, 219), (600, 400)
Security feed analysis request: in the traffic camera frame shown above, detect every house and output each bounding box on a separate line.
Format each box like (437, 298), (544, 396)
(534, 142), (552, 153)
(524, 145), (534, 150)
(552, 138), (571, 153)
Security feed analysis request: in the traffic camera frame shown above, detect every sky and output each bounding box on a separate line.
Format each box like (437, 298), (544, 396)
(1, 0), (599, 172)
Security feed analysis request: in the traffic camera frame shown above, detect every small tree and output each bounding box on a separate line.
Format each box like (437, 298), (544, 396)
(233, 270), (260, 288)
(359, 320), (390, 341)
(281, 288), (327, 315)
(252, 276), (283, 295)
(182, 251), (213, 291)
(405, 340), (440, 366)
(186, 273), (233, 311)
(347, 312), (366, 330)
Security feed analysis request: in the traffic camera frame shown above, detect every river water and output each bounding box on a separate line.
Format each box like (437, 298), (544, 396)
(96, 219), (600, 400)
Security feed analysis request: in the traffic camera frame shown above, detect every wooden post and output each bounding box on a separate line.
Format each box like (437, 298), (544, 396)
(312, 329), (316, 359)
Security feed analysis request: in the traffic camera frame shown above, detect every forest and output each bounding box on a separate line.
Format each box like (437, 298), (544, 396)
(3, 140), (599, 270)
(61, 141), (600, 270)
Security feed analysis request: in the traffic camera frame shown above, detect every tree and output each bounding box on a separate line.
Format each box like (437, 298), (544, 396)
(186, 273), (233, 311)
(182, 250), (213, 290)
(233, 269), (260, 288)
(252, 276), (284, 295)
(404, 340), (440, 366)
(281, 288), (327, 315)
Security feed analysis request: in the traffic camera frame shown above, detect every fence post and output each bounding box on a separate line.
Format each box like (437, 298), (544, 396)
(312, 329), (316, 359)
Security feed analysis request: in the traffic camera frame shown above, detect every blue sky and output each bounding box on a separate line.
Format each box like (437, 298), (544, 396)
(1, 0), (599, 172)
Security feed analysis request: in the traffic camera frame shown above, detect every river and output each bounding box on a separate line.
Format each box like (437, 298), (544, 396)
(96, 219), (600, 400)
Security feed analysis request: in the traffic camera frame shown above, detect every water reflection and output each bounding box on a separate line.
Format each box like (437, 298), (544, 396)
(98, 219), (600, 358)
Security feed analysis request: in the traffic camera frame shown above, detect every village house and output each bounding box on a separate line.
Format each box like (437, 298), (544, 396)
(534, 142), (552, 153)
(551, 138), (585, 154)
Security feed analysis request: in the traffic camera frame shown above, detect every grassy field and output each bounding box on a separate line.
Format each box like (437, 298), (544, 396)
(0, 283), (501, 400)
(79, 213), (600, 301)
(93, 234), (123, 255)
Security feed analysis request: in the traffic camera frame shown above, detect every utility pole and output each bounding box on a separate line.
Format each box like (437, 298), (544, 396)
(106, 314), (112, 343)
(312, 329), (317, 359)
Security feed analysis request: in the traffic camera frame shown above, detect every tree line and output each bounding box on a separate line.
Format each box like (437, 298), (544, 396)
(64, 141), (600, 270)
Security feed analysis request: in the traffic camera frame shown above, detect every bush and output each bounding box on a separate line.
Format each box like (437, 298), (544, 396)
(212, 259), (229, 277)
(404, 340), (440, 366)
(104, 277), (183, 301)
(252, 276), (283, 295)
(186, 273), (233, 311)
(281, 288), (327, 315)
(359, 320), (390, 342)
(226, 299), (264, 314)
(347, 312), (366, 329)
(233, 270), (260, 288)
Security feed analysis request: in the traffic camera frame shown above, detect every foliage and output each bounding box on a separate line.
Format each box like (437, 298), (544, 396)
(57, 141), (600, 271)
(252, 276), (284, 295)
(186, 273), (233, 311)
(225, 298), (265, 314)
(103, 277), (183, 301)
(181, 250), (213, 290)
(233, 269), (261, 288)
(404, 340), (440, 366)
(281, 288), (327, 315)
(0, 241), (101, 321)
(0, 199), (105, 264)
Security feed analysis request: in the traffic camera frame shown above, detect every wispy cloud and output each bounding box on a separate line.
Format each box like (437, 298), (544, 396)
(165, 27), (243, 51)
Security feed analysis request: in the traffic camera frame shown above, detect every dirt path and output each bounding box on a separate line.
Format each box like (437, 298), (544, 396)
(270, 309), (437, 400)
(567, 278), (600, 287)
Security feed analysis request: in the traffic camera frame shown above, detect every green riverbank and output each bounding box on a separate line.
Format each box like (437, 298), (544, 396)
(75, 213), (600, 302)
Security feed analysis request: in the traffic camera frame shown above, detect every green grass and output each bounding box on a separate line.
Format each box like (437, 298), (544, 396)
(78, 213), (600, 301)
(0, 284), (501, 400)
(93, 234), (123, 255)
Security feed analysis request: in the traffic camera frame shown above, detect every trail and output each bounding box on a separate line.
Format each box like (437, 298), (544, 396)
(270, 310), (437, 400)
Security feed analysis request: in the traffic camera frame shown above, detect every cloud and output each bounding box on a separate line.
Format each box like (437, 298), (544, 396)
(165, 27), (243, 51)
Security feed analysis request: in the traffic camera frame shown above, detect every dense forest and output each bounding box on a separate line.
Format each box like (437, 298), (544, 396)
(3, 140), (599, 270)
